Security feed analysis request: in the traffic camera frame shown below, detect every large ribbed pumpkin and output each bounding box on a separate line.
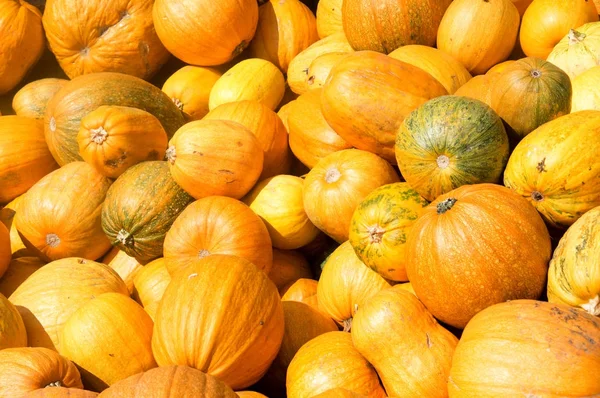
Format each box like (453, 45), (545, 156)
(547, 206), (600, 315)
(15, 162), (113, 262)
(9, 258), (129, 351)
(448, 300), (600, 396)
(342, 0), (452, 53)
(163, 196), (273, 275)
(101, 161), (193, 264)
(0, 292), (26, 349)
(12, 78), (68, 119)
(504, 111), (600, 228)
(396, 96), (509, 202)
(321, 51), (447, 163)
(547, 22), (600, 80)
(406, 183), (552, 329)
(152, 255), (284, 390)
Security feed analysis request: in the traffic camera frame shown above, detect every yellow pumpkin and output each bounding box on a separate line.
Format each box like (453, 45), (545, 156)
(571, 65), (600, 112)
(306, 52), (350, 90)
(132, 258), (171, 321)
(0, 195), (34, 258)
(107, 250), (143, 296)
(0, 257), (45, 298)
(547, 22), (600, 80)
(316, 0), (344, 38)
(0, 292), (26, 349)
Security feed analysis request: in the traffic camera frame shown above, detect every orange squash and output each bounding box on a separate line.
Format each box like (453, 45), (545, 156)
(23, 388), (98, 397)
(152, 255), (284, 390)
(0, 257), (45, 298)
(0, 347), (83, 396)
(519, 0), (598, 59)
(306, 52), (350, 90)
(163, 196), (273, 275)
(152, 0), (258, 66)
(15, 162), (112, 262)
(547, 22), (600, 80)
(0, 221), (9, 278)
(132, 258), (171, 321)
(321, 51), (447, 163)
(313, 389), (366, 398)
(0, 194), (34, 258)
(286, 331), (386, 398)
(595, 0), (600, 14)
(250, 0), (319, 72)
(166, 120), (264, 200)
(317, 242), (392, 331)
(12, 78), (68, 119)
(342, 0), (452, 53)
(107, 251), (143, 295)
(448, 300), (600, 396)
(0, 0), (44, 95)
(204, 100), (291, 180)
(277, 100), (295, 133)
(453, 75), (493, 105)
(0, 116), (59, 204)
(236, 393), (267, 398)
(9, 258), (129, 351)
(303, 149), (400, 243)
(316, 0), (343, 38)
(281, 278), (324, 316)
(268, 249), (313, 295)
(406, 183), (551, 329)
(0, 292), (26, 349)
(437, 0), (520, 75)
(352, 286), (458, 397)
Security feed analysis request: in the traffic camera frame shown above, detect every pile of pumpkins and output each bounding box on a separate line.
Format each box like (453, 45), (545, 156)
(1, 0), (600, 396)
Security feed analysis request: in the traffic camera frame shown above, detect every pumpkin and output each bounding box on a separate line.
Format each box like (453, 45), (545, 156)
(547, 22), (600, 80)
(101, 161), (193, 264)
(448, 300), (600, 396)
(43, 0), (169, 80)
(77, 106), (167, 178)
(9, 258), (128, 351)
(490, 57), (572, 139)
(243, 175), (320, 250)
(107, 251), (143, 295)
(388, 45), (473, 94)
(304, 149), (400, 243)
(204, 100), (291, 180)
(286, 331), (386, 398)
(60, 293), (156, 391)
(152, 0), (258, 66)
(317, 242), (392, 331)
(44, 72), (185, 166)
(0, 195), (34, 258)
(316, 0), (343, 38)
(281, 278), (325, 317)
(268, 249), (313, 295)
(99, 246), (120, 265)
(486, 60), (517, 75)
(0, 221), (9, 277)
(596, 0), (600, 13)
(0, 257), (46, 298)
(453, 75), (493, 105)
(132, 258), (171, 321)
(0, 116), (58, 204)
(249, 0), (319, 73)
(151, 255), (285, 390)
(306, 52), (350, 90)
(163, 196), (273, 275)
(504, 111), (600, 228)
(287, 89), (352, 169)
(24, 388), (98, 397)
(209, 59), (285, 111)
(97, 366), (238, 398)
(348, 182), (430, 282)
(547, 206), (600, 315)
(15, 162), (113, 262)
(12, 78), (68, 119)
(398, 282), (417, 296)
(161, 66), (222, 121)
(352, 286), (458, 397)
(236, 393), (267, 398)
(0, 347), (83, 396)
(321, 51), (447, 163)
(166, 120), (264, 200)
(287, 32), (353, 95)
(437, 0), (520, 75)
(520, 0), (599, 60)
(571, 65), (600, 112)
(406, 183), (551, 329)
(313, 389), (366, 398)
(0, 292), (26, 349)
(277, 101), (295, 133)
(342, 0), (452, 53)
(395, 95), (510, 202)
(0, 0), (44, 95)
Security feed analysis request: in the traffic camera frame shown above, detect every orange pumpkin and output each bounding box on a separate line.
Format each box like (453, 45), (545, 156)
(9, 258), (129, 351)
(0, 257), (46, 298)
(0, 116), (59, 204)
(99, 246), (120, 265)
(250, 0), (319, 72)
(15, 162), (113, 262)
(321, 51), (447, 163)
(313, 389), (366, 398)
(0, 0), (44, 95)
(152, 0), (258, 66)
(453, 75), (493, 105)
(23, 388), (98, 397)
(437, 0), (520, 75)
(286, 331), (386, 398)
(204, 100), (291, 180)
(0, 194), (34, 258)
(163, 196), (273, 275)
(12, 78), (68, 119)
(151, 255), (284, 390)
(277, 100), (295, 133)
(519, 0), (598, 59)
(132, 258), (171, 320)
(0, 292), (26, 349)
(306, 52), (350, 90)
(303, 149), (400, 243)
(236, 392), (268, 398)
(351, 286), (458, 397)
(107, 251), (143, 295)
(486, 60), (517, 75)
(406, 184), (552, 329)
(281, 278), (325, 317)
(316, 0), (343, 38)
(268, 249), (313, 295)
(0, 221), (9, 278)
(166, 120), (264, 200)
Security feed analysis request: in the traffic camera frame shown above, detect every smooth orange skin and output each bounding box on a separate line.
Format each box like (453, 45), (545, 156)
(281, 278), (328, 318)
(12, 78), (68, 119)
(267, 249), (313, 295)
(0, 195), (35, 258)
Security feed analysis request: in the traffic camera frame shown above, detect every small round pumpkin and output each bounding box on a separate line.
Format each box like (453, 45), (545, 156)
(0, 257), (45, 298)
(0, 292), (26, 349)
(268, 249), (313, 295)
(547, 22), (600, 80)
(571, 65), (600, 112)
(316, 0), (343, 38)
(12, 78), (68, 119)
(132, 258), (171, 321)
(396, 95), (510, 202)
(23, 387), (98, 397)
(349, 183), (429, 282)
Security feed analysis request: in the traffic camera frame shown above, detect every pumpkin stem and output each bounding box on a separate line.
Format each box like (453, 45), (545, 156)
(46, 233), (61, 248)
(367, 225), (385, 243)
(49, 116), (56, 132)
(568, 29), (587, 45)
(115, 229), (134, 247)
(90, 126), (108, 144)
(342, 318), (353, 332)
(165, 146), (177, 164)
(530, 69), (542, 78)
(45, 381), (63, 388)
(437, 198), (457, 214)
(172, 98), (184, 111)
(325, 167), (341, 183)
(581, 295), (600, 316)
(436, 154), (450, 169)
(531, 191), (544, 202)
(198, 249), (211, 258)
